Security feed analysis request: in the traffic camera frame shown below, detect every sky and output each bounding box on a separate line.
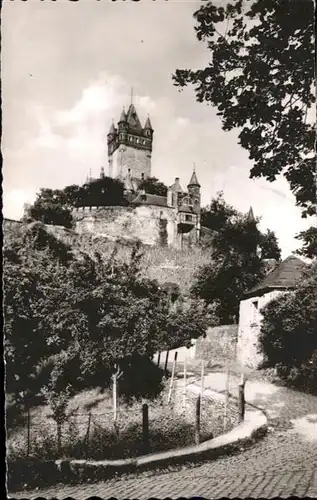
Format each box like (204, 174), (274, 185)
(2, 0), (314, 258)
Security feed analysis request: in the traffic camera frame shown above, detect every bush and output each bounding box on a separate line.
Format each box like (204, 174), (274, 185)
(259, 262), (317, 394)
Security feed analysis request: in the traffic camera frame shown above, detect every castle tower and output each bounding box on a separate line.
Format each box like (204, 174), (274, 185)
(187, 167), (201, 213)
(187, 167), (201, 243)
(107, 102), (153, 186)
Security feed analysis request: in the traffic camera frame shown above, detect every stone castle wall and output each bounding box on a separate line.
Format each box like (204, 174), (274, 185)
(73, 205), (177, 247)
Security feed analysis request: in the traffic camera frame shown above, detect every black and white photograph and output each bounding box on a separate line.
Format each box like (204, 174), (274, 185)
(2, 0), (317, 498)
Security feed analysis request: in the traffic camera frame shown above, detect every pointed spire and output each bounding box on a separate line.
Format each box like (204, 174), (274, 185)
(108, 120), (116, 135)
(188, 165), (200, 187)
(126, 103), (142, 131)
(144, 114), (153, 130)
(131, 87), (134, 105)
(247, 206), (255, 220)
(119, 107), (126, 123)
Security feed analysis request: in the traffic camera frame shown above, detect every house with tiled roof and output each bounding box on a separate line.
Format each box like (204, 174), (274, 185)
(236, 256), (307, 368)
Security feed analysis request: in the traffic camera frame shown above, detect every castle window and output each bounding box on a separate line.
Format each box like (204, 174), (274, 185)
(141, 173), (144, 180)
(185, 214), (193, 222)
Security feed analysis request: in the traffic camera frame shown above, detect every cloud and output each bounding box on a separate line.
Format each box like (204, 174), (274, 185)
(2, 0), (314, 258)
(3, 189), (35, 220)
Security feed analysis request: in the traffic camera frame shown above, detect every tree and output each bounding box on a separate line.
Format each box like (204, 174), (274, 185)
(4, 222), (210, 410)
(77, 177), (127, 207)
(24, 177), (127, 228)
(173, 0), (316, 216)
(192, 197), (265, 323)
(259, 261), (317, 394)
(24, 188), (73, 228)
(201, 192), (236, 232)
(295, 226), (317, 259)
(259, 229), (281, 260)
(139, 177), (168, 197)
(201, 192), (281, 259)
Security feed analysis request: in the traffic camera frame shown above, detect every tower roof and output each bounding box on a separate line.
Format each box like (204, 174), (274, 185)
(119, 108), (127, 122)
(108, 122), (116, 135)
(144, 115), (153, 130)
(244, 256), (306, 297)
(126, 103), (143, 132)
(247, 206), (255, 220)
(188, 169), (200, 187)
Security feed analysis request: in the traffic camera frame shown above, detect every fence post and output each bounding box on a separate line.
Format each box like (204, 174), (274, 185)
(85, 412), (92, 459)
(157, 352), (161, 367)
(164, 351), (169, 373)
(223, 366), (230, 431)
(113, 365), (118, 422)
(167, 351), (178, 404)
(142, 403), (149, 453)
(200, 359), (205, 421)
(27, 407), (31, 458)
(238, 373), (246, 422)
(183, 357), (187, 412)
(195, 395), (201, 445)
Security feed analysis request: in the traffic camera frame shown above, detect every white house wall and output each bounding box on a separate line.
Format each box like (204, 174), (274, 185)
(236, 290), (287, 369)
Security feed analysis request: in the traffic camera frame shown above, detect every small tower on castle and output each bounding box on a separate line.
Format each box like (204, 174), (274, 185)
(187, 167), (201, 213)
(107, 95), (154, 188)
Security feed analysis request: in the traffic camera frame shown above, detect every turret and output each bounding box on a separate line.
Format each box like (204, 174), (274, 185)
(118, 108), (127, 131)
(187, 167), (201, 211)
(107, 121), (117, 144)
(144, 115), (153, 139)
(247, 206), (255, 221)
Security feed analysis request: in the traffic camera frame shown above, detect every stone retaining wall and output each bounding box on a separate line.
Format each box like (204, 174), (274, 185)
(195, 325), (239, 364)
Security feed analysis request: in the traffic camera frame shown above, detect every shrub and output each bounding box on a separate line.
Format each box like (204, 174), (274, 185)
(259, 262), (317, 394)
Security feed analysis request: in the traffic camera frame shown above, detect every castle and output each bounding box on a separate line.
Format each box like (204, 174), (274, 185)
(73, 102), (202, 248)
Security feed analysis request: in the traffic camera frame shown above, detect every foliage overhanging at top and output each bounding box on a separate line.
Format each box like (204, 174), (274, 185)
(173, 0), (316, 216)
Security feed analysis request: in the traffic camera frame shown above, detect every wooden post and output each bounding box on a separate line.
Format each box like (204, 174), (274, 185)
(142, 403), (149, 453)
(167, 352), (178, 404)
(223, 366), (230, 431)
(85, 412), (92, 458)
(157, 352), (161, 367)
(183, 357), (187, 412)
(238, 373), (246, 422)
(27, 407), (31, 458)
(195, 395), (201, 445)
(200, 359), (205, 421)
(164, 350), (169, 373)
(113, 366), (118, 422)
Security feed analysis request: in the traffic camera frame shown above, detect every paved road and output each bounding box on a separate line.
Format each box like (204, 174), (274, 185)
(9, 375), (317, 499)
